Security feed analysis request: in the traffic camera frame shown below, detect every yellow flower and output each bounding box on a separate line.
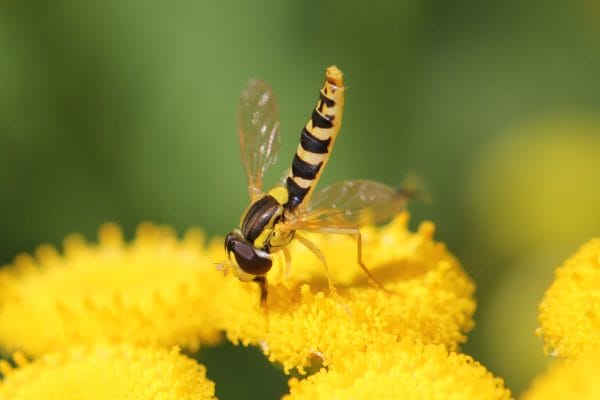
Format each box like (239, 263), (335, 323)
(284, 339), (511, 400)
(465, 115), (600, 255)
(0, 222), (230, 356)
(520, 351), (600, 400)
(221, 213), (476, 373)
(0, 212), (476, 379)
(0, 343), (215, 399)
(536, 238), (600, 358)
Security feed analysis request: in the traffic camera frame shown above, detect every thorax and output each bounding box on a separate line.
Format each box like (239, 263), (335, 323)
(240, 186), (295, 250)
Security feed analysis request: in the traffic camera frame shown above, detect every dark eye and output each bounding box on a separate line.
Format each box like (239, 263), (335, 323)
(225, 235), (272, 275)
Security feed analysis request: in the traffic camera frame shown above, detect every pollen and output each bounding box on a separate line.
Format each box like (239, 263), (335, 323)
(220, 212), (476, 373)
(536, 238), (600, 358)
(0, 222), (230, 356)
(283, 339), (511, 400)
(0, 343), (216, 399)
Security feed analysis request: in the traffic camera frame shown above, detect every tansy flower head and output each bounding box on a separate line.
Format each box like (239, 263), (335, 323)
(284, 339), (511, 400)
(0, 343), (215, 399)
(221, 213), (476, 373)
(465, 116), (600, 254)
(0, 213), (476, 382)
(520, 351), (600, 400)
(0, 222), (230, 356)
(536, 238), (600, 358)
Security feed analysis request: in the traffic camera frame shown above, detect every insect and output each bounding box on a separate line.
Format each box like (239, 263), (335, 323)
(223, 66), (414, 304)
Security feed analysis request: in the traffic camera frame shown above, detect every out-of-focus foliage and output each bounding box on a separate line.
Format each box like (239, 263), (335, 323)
(1, 0), (599, 397)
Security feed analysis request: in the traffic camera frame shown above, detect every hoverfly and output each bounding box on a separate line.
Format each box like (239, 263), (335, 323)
(223, 66), (413, 304)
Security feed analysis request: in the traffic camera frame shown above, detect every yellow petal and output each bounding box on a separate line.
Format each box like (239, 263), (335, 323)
(283, 339), (511, 400)
(221, 213), (476, 373)
(537, 238), (600, 357)
(0, 343), (215, 399)
(0, 222), (228, 356)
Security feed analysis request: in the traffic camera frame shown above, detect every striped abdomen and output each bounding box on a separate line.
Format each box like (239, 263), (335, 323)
(285, 66), (345, 210)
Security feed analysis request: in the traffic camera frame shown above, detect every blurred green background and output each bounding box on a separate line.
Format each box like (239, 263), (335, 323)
(1, 1), (599, 398)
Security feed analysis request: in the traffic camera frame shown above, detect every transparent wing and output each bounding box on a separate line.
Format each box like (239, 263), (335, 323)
(237, 79), (281, 200)
(287, 180), (410, 231)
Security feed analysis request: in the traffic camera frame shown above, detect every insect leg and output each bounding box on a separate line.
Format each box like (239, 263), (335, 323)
(271, 247), (293, 288)
(282, 246), (292, 283)
(294, 233), (337, 296)
(306, 227), (389, 292)
(351, 230), (389, 292)
(252, 276), (268, 307)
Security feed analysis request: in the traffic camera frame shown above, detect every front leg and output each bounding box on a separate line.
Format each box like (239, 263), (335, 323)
(252, 275), (268, 307)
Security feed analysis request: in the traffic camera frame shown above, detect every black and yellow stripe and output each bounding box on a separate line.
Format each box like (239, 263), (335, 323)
(286, 66), (345, 210)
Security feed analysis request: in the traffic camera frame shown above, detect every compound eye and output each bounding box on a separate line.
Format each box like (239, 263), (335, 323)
(231, 240), (272, 275)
